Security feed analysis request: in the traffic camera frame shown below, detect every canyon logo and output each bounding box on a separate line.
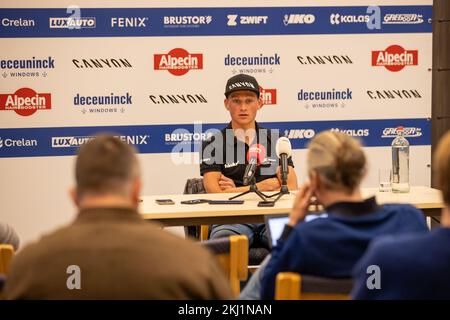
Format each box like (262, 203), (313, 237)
(372, 45), (418, 72)
(154, 48), (203, 76)
(0, 87), (51, 116)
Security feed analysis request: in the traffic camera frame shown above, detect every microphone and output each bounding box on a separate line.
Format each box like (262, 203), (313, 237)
(276, 137), (292, 185)
(243, 144), (266, 186)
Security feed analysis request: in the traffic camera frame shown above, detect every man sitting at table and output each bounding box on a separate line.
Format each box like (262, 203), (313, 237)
(3, 134), (233, 299)
(200, 74), (298, 248)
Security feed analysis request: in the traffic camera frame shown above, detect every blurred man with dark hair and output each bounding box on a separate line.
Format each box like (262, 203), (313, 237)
(4, 134), (233, 299)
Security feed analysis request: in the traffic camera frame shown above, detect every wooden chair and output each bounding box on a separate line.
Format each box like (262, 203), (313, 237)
(275, 272), (353, 300)
(202, 235), (248, 297)
(0, 244), (14, 275)
(184, 178), (270, 268)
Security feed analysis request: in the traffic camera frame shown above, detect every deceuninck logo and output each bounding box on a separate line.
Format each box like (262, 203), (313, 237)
(372, 45), (418, 72)
(0, 88), (51, 116)
(154, 48), (203, 76)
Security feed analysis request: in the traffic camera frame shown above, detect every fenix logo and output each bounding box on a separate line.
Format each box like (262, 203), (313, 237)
(330, 13), (369, 25)
(111, 17), (148, 28)
(227, 15), (268, 26)
(382, 127), (422, 138)
(52, 135), (149, 148)
(284, 129), (315, 139)
(49, 17), (96, 29)
(283, 14), (315, 25)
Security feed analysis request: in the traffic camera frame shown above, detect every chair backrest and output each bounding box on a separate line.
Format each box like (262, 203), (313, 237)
(202, 235), (248, 297)
(275, 272), (353, 300)
(0, 244), (14, 275)
(183, 178), (207, 195)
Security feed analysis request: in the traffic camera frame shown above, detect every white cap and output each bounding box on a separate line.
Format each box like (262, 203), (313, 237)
(276, 137), (292, 157)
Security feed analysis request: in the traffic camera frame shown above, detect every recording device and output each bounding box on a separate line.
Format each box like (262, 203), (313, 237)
(180, 199), (209, 205)
(243, 144), (266, 186)
(208, 200), (244, 205)
(275, 137), (292, 185)
(258, 201), (275, 207)
(155, 199), (175, 205)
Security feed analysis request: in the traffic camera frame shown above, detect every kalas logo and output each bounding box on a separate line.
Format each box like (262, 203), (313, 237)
(0, 87), (51, 116)
(372, 45), (418, 72)
(154, 48), (203, 76)
(259, 87), (277, 105)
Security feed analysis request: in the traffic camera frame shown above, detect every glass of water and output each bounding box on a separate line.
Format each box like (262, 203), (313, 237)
(378, 169), (392, 192)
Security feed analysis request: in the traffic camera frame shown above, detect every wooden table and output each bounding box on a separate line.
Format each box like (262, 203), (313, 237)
(139, 186), (443, 227)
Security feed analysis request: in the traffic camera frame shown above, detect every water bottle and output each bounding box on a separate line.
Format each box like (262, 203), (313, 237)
(391, 126), (410, 193)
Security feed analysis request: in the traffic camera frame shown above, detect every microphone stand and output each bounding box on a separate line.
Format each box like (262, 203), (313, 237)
(265, 173), (290, 203)
(228, 176), (270, 202)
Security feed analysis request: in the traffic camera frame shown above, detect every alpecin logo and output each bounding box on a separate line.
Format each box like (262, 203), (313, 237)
(0, 87), (51, 116)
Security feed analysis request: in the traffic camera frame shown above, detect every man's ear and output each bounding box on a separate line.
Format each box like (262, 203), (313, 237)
(257, 96), (264, 109)
(309, 170), (320, 193)
(131, 178), (142, 205)
(224, 98), (230, 111)
(69, 186), (79, 208)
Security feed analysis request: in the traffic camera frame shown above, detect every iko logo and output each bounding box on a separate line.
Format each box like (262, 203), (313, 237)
(372, 45), (418, 72)
(259, 87), (277, 105)
(227, 15), (268, 26)
(1, 18), (35, 27)
(52, 135), (149, 148)
(367, 89), (421, 100)
(49, 17), (96, 29)
(72, 58), (132, 69)
(330, 13), (369, 25)
(330, 128), (370, 137)
(284, 129), (315, 139)
(1, 56), (55, 79)
(382, 127), (422, 138)
(283, 14), (315, 25)
(154, 48), (203, 76)
(0, 137), (37, 148)
(163, 16), (212, 28)
(0, 88), (51, 116)
(111, 17), (148, 28)
(149, 94), (207, 104)
(74, 93), (132, 114)
(383, 14), (424, 25)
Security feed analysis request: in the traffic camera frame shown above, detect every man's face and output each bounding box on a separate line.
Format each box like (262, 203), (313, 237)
(224, 90), (262, 128)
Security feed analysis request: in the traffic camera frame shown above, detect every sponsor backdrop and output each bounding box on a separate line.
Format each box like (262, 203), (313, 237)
(0, 0), (432, 244)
